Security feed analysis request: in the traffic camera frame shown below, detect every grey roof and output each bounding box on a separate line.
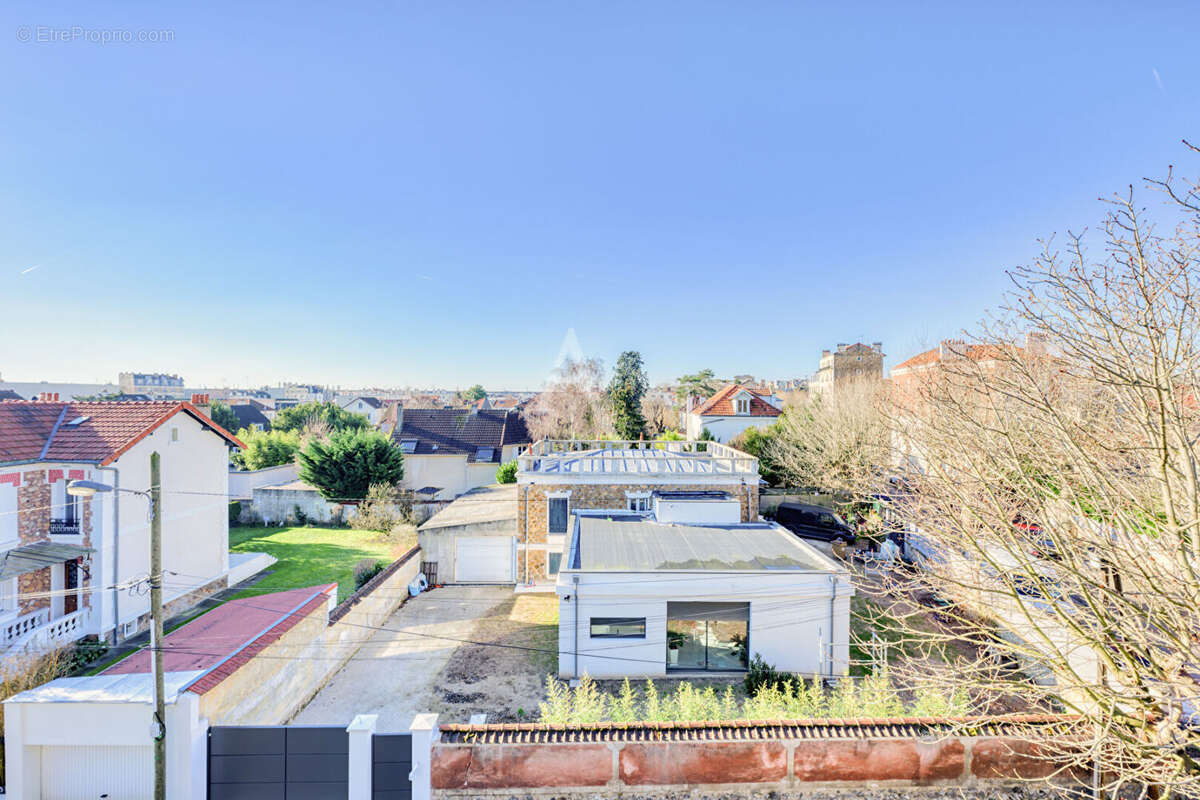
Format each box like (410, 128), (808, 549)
(571, 516), (829, 572)
(419, 484), (517, 531)
(391, 409), (530, 463)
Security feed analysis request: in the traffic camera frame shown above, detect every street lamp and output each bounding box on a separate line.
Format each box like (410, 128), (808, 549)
(67, 451), (166, 800)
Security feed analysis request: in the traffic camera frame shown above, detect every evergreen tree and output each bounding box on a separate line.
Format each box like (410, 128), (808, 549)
(608, 350), (648, 440)
(298, 428), (404, 500)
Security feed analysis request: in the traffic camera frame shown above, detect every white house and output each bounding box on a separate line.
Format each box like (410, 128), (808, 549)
(556, 507), (853, 679)
(684, 384), (783, 442)
(390, 408), (531, 501)
(0, 400), (267, 655)
(342, 395), (385, 426)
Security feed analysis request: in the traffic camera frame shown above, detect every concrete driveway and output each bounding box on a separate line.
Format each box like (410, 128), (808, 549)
(291, 585), (513, 732)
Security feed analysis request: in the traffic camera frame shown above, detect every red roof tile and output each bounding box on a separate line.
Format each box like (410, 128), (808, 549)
(892, 343), (1018, 372)
(691, 384), (782, 417)
(105, 584), (336, 695)
(0, 401), (243, 465)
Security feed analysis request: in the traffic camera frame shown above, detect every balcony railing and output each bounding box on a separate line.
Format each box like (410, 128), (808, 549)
(517, 439), (759, 476)
(2, 608), (85, 654)
(49, 518), (81, 535)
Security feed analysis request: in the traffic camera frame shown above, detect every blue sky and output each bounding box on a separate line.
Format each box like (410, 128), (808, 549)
(2, 2), (1197, 390)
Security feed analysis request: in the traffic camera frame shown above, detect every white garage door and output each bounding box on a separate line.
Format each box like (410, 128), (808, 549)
(42, 744), (151, 799)
(455, 536), (515, 582)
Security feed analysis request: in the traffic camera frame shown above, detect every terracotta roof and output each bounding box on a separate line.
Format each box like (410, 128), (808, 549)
(391, 409), (531, 462)
(691, 384), (782, 418)
(0, 401), (244, 465)
(105, 584), (336, 695)
(892, 343), (1017, 372)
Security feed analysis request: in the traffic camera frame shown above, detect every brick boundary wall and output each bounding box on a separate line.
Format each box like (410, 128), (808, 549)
(431, 717), (1084, 793)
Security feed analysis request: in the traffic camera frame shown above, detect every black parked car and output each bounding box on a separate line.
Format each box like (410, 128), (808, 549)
(774, 503), (857, 544)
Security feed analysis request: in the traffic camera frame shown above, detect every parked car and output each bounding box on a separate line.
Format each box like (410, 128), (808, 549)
(775, 503), (857, 544)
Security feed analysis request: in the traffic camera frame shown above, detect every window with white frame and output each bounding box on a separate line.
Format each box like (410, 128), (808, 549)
(735, 397), (751, 414)
(626, 491), (652, 512)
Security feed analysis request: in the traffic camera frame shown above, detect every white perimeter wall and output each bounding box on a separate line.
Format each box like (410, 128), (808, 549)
(557, 571), (853, 679)
(227, 463), (298, 500)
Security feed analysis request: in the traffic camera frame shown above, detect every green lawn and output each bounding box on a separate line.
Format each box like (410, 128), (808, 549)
(230, 525), (413, 603)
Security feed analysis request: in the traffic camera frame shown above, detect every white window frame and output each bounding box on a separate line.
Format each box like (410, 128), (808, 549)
(735, 397), (751, 415)
(625, 491), (652, 512)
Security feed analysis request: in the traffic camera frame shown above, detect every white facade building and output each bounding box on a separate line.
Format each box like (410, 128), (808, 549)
(556, 509), (853, 679)
(684, 384), (783, 442)
(0, 400), (264, 654)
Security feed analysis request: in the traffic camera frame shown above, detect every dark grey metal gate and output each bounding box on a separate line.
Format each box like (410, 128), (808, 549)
(372, 732), (413, 800)
(208, 725), (348, 800)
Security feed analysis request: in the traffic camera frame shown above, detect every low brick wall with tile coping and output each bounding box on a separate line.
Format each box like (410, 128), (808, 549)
(430, 716), (1084, 795)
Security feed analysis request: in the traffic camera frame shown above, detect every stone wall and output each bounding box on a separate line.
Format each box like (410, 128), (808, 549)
(515, 482), (760, 582)
(14, 468), (95, 615)
(432, 730), (1076, 794)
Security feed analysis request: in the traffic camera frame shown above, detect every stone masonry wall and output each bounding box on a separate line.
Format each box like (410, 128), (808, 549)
(516, 482), (760, 582)
(432, 734), (1074, 794)
(15, 468), (96, 615)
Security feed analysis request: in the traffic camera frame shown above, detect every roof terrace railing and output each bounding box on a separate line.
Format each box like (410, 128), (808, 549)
(516, 439), (759, 476)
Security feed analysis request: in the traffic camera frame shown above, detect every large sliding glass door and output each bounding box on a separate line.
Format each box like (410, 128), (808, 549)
(666, 602), (749, 671)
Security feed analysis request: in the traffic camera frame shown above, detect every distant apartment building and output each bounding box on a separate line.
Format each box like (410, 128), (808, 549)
(810, 342), (884, 394)
(117, 372), (185, 396)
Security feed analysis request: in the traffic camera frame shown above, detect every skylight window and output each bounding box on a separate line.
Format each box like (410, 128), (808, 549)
(65, 416), (89, 426)
(476, 447), (494, 461)
(400, 439), (418, 453)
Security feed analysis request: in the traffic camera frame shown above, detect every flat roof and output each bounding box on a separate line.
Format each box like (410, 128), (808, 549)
(418, 484), (517, 531)
(5, 671), (204, 705)
(571, 515), (831, 572)
(518, 440), (759, 478)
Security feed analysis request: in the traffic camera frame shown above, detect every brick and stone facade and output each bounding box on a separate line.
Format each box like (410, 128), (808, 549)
(515, 481), (760, 582)
(10, 468), (94, 616)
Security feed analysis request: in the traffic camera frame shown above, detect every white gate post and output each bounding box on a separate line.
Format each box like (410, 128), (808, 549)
(409, 713), (439, 800)
(347, 713), (378, 800)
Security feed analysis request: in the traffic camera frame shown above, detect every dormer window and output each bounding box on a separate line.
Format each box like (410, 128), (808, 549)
(735, 398), (751, 415)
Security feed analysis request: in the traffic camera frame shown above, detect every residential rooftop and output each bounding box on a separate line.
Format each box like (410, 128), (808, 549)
(567, 514), (829, 572)
(517, 439), (758, 479)
(418, 484), (517, 531)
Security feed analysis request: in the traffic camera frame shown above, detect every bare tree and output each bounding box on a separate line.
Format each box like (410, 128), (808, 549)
(641, 386), (678, 437)
(872, 148), (1200, 796)
(768, 380), (889, 493)
(526, 358), (615, 440)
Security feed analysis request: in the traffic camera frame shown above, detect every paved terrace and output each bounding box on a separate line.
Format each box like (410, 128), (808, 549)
(517, 439), (758, 478)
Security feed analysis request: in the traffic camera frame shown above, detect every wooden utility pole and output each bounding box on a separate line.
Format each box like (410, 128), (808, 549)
(150, 451), (166, 800)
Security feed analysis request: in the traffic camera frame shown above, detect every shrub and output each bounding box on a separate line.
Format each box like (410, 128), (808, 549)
(350, 483), (413, 532)
(495, 460), (518, 484)
(228, 501), (242, 524)
(743, 653), (796, 695)
(271, 402), (369, 434)
(232, 428), (301, 470)
(353, 558), (386, 590)
(535, 670), (966, 724)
